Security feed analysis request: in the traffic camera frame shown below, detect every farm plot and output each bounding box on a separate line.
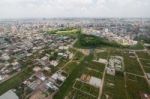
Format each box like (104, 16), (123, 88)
(126, 73), (150, 99)
(123, 52), (144, 76)
(62, 62), (78, 74)
(102, 73), (126, 99)
(140, 59), (150, 67)
(94, 50), (108, 60)
(73, 80), (99, 98)
(136, 51), (150, 59)
(66, 88), (97, 99)
(86, 61), (105, 72)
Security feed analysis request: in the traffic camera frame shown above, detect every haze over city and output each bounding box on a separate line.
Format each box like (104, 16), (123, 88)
(0, 0), (150, 19)
(0, 0), (150, 99)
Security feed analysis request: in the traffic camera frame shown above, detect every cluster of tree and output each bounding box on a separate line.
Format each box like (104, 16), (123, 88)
(76, 34), (121, 48)
(134, 35), (150, 43)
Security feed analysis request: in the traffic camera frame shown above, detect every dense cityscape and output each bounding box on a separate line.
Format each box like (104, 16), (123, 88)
(0, 0), (150, 99)
(0, 18), (150, 99)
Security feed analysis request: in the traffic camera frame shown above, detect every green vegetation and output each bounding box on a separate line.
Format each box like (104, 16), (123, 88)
(67, 89), (97, 99)
(84, 68), (102, 78)
(136, 51), (150, 59)
(129, 42), (144, 50)
(0, 67), (33, 95)
(54, 54), (93, 99)
(56, 29), (79, 35)
(47, 28), (80, 36)
(94, 50), (108, 60)
(102, 74), (114, 99)
(73, 51), (84, 61)
(86, 61), (105, 72)
(134, 35), (150, 43)
(140, 59), (150, 67)
(102, 73), (127, 99)
(126, 74), (150, 99)
(113, 72), (126, 99)
(63, 62), (78, 74)
(123, 52), (144, 75)
(74, 34), (122, 48)
(144, 66), (150, 73)
(74, 80), (99, 97)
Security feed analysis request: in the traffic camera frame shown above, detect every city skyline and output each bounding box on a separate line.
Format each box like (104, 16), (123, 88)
(0, 0), (150, 19)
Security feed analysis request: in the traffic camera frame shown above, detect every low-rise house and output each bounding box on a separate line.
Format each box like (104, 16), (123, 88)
(33, 66), (42, 72)
(35, 72), (46, 81)
(1, 53), (10, 61)
(46, 81), (58, 91)
(50, 60), (59, 67)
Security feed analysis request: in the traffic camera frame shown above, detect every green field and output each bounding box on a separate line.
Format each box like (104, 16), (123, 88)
(56, 29), (79, 35)
(73, 51), (84, 61)
(94, 50), (108, 60)
(143, 66), (150, 73)
(73, 80), (99, 97)
(140, 59), (150, 67)
(123, 52), (144, 75)
(54, 54), (94, 99)
(102, 73), (126, 99)
(86, 61), (105, 72)
(47, 28), (80, 36)
(63, 62), (78, 74)
(102, 74), (115, 99)
(83, 68), (102, 78)
(126, 74), (150, 99)
(136, 51), (150, 59)
(66, 89), (97, 99)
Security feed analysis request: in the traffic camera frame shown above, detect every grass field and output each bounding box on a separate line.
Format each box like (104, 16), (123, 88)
(66, 89), (97, 99)
(136, 51), (150, 59)
(113, 72), (126, 99)
(102, 74), (115, 99)
(86, 61), (105, 72)
(94, 50), (108, 59)
(73, 51), (84, 61)
(144, 66), (150, 73)
(56, 29), (79, 36)
(123, 52), (144, 75)
(63, 62), (78, 74)
(126, 74), (150, 99)
(83, 68), (102, 78)
(140, 59), (150, 67)
(73, 80), (99, 97)
(54, 54), (93, 99)
(102, 73), (126, 99)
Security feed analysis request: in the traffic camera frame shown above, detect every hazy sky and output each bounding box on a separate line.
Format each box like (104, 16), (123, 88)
(0, 0), (150, 19)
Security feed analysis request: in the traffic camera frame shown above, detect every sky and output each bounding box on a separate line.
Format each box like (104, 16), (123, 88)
(0, 0), (150, 19)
